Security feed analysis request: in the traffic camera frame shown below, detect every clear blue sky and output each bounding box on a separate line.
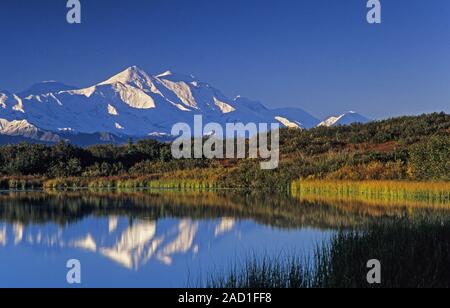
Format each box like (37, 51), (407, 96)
(0, 0), (449, 119)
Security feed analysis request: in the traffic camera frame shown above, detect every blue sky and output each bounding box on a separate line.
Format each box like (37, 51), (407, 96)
(0, 0), (449, 119)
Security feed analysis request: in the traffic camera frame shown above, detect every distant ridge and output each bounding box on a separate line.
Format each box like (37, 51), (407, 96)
(318, 111), (370, 127)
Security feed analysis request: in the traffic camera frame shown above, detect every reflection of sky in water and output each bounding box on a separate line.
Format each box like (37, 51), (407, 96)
(0, 217), (330, 287)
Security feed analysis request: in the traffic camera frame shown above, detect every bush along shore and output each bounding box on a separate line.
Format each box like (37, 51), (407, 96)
(206, 218), (450, 288)
(2, 175), (448, 210)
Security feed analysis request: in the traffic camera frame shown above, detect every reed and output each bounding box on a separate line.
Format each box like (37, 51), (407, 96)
(0, 176), (44, 190)
(291, 180), (450, 206)
(44, 177), (90, 190)
(208, 219), (450, 288)
(206, 256), (313, 289)
(42, 176), (221, 191)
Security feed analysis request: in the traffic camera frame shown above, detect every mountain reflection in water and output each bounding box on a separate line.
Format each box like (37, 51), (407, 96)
(0, 190), (449, 287)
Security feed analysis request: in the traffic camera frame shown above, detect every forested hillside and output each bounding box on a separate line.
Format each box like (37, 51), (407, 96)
(0, 113), (448, 190)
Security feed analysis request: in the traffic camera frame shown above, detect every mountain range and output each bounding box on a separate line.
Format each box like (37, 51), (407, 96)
(0, 66), (369, 145)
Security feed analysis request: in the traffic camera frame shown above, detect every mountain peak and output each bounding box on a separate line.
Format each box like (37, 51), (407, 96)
(1, 65), (324, 142)
(99, 66), (152, 87)
(318, 111), (370, 127)
(125, 65), (148, 75)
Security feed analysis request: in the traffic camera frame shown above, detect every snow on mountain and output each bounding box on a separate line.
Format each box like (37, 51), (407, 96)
(232, 97), (319, 129)
(0, 91), (10, 109)
(0, 118), (38, 138)
(19, 81), (78, 97)
(0, 66), (323, 144)
(271, 107), (321, 129)
(318, 111), (370, 127)
(274, 116), (302, 129)
(0, 118), (61, 142)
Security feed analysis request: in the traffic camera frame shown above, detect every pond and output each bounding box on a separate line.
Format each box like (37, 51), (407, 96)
(0, 190), (448, 287)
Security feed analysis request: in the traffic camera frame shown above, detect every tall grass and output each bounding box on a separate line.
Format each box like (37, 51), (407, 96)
(292, 180), (450, 206)
(207, 256), (314, 289)
(42, 176), (221, 191)
(208, 219), (450, 288)
(0, 177), (44, 190)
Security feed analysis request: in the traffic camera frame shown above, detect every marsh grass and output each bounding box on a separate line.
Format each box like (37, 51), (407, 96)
(42, 176), (221, 191)
(207, 255), (315, 289)
(208, 219), (450, 288)
(0, 177), (44, 190)
(292, 180), (450, 206)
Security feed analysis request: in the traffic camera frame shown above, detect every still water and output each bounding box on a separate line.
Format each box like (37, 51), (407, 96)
(0, 190), (445, 287)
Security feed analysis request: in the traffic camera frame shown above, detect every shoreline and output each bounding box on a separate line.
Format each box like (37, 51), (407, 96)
(0, 177), (448, 206)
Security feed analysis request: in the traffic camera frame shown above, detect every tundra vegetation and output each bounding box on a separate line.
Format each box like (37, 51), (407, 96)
(0, 113), (448, 195)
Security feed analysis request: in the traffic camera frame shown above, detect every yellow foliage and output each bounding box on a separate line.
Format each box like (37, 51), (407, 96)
(291, 179), (450, 207)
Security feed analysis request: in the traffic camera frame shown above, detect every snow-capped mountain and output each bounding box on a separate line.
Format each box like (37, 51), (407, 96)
(18, 81), (78, 97)
(318, 111), (370, 127)
(0, 118), (61, 142)
(0, 66), (322, 144)
(1, 66), (368, 145)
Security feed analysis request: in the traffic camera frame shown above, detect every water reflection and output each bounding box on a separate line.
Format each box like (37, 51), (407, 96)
(0, 190), (449, 287)
(1, 190), (448, 228)
(0, 217), (228, 270)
